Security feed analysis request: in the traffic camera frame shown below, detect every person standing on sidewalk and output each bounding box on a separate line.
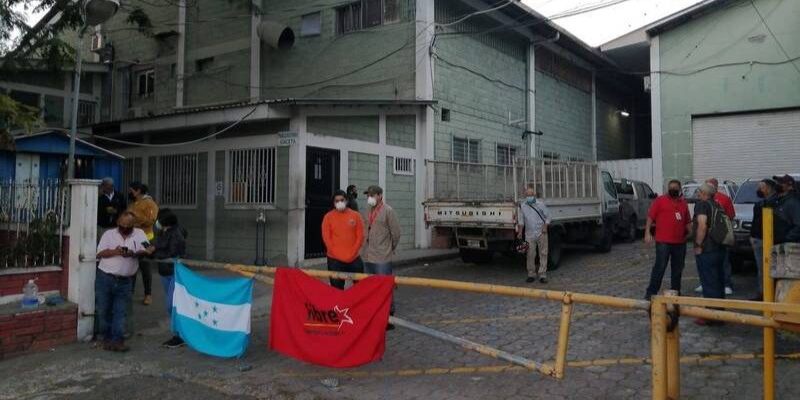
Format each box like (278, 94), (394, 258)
(95, 211), (150, 352)
(361, 185), (401, 330)
(345, 185), (359, 212)
(643, 180), (692, 300)
(322, 190), (365, 290)
(517, 187), (551, 284)
(127, 181), (159, 306)
(97, 177), (126, 242)
(695, 178), (736, 295)
(146, 208), (187, 348)
(749, 179), (778, 301)
(693, 183), (726, 326)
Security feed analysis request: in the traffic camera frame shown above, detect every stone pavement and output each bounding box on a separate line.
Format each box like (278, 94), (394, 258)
(1, 241), (799, 399)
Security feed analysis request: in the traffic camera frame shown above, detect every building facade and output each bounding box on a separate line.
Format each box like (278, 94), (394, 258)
(85, 0), (638, 266)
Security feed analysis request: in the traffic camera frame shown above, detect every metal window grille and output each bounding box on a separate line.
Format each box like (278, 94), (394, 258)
(336, 2), (363, 34)
(337, 0), (399, 35)
(496, 144), (517, 166)
(136, 69), (154, 97)
(453, 137), (480, 163)
(158, 154), (198, 206)
(121, 157), (141, 192)
(227, 147), (277, 205)
(77, 101), (96, 125)
(393, 157), (414, 176)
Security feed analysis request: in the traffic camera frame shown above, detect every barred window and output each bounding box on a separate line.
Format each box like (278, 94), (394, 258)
(121, 157), (141, 192)
(227, 148), (277, 205)
(496, 144), (517, 166)
(453, 137), (480, 163)
(158, 154), (198, 207)
(336, 0), (399, 35)
(393, 157), (414, 176)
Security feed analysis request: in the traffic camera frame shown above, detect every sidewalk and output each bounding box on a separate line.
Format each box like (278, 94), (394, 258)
(298, 248), (459, 270)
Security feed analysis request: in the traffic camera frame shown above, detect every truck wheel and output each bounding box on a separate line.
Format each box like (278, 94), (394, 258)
(459, 249), (493, 264)
(547, 232), (562, 270)
(595, 227), (613, 253)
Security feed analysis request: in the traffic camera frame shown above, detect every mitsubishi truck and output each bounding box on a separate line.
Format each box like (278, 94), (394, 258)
(423, 157), (620, 269)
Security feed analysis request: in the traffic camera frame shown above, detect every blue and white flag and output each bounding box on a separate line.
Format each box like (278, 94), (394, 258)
(172, 263), (253, 358)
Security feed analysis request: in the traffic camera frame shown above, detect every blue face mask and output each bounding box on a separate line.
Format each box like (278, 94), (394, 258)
(526, 196), (536, 204)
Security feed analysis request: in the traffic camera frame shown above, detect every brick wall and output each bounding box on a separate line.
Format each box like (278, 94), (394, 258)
(0, 236), (69, 298)
(0, 303), (78, 359)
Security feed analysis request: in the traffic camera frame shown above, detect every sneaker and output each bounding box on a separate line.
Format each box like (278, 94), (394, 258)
(525, 277), (536, 283)
(162, 336), (186, 348)
(539, 277), (548, 284)
(143, 295), (153, 306)
(725, 287), (733, 296)
(694, 285), (703, 293)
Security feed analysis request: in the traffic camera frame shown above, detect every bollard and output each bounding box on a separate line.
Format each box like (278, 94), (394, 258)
(650, 297), (668, 400)
(663, 290), (680, 400)
(554, 293), (574, 379)
(762, 207), (775, 400)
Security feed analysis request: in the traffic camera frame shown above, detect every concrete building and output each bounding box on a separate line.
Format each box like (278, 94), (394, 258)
(83, 0), (643, 266)
(602, 0), (800, 188)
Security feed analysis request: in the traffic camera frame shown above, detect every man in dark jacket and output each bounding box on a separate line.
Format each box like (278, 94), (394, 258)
(345, 185), (359, 211)
(145, 208), (187, 348)
(749, 179), (778, 300)
(773, 175), (800, 244)
(97, 177), (126, 240)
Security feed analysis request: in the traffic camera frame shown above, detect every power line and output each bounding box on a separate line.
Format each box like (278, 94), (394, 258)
(749, 0), (800, 76)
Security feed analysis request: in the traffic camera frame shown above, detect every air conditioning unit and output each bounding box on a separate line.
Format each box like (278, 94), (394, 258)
(127, 107), (144, 119)
(90, 34), (104, 52)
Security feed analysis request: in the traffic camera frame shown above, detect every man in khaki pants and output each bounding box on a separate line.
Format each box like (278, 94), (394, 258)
(517, 187), (551, 284)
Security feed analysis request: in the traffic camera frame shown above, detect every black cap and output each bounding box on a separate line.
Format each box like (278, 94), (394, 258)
(773, 174), (796, 185)
(364, 185), (383, 195)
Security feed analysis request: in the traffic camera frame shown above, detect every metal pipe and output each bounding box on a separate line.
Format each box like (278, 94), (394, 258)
(650, 298), (668, 400)
(67, 31), (85, 180)
(554, 295), (574, 378)
(762, 207), (775, 400)
(657, 296), (799, 314)
(389, 316), (556, 377)
(664, 290), (680, 399)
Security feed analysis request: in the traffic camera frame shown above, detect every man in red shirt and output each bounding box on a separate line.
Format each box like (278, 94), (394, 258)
(644, 179), (692, 300)
(322, 190), (365, 290)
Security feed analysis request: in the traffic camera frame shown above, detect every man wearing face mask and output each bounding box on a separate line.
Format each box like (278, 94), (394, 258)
(772, 175), (800, 244)
(321, 190), (365, 290)
(95, 211), (150, 352)
(361, 185), (401, 329)
(643, 180), (692, 300)
(517, 187), (552, 284)
(749, 179), (778, 301)
(345, 185), (359, 211)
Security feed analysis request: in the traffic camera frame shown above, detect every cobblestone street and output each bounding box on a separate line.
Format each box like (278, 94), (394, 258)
(2, 241), (799, 399)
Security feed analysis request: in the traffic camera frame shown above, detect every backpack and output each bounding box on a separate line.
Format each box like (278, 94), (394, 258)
(708, 201), (735, 246)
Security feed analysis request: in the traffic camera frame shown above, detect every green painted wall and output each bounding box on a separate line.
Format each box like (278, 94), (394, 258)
(433, 0), (528, 162)
(657, 0), (800, 184)
(307, 116), (379, 142)
(535, 71), (593, 160)
(163, 153), (208, 258)
(386, 115), (416, 149)
(385, 157), (415, 250)
(260, 0), (416, 99)
(347, 152), (380, 215)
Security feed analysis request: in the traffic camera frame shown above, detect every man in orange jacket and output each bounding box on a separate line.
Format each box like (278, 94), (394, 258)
(322, 190), (365, 289)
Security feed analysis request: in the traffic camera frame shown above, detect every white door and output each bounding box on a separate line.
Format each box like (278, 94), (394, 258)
(14, 153), (41, 210)
(692, 109), (800, 184)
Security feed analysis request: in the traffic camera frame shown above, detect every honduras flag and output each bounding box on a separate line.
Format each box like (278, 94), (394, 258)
(172, 263), (253, 358)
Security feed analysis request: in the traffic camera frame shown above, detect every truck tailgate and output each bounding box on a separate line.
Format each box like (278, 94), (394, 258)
(425, 202), (517, 228)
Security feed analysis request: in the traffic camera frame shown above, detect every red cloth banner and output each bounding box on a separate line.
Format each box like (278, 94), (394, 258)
(269, 268), (394, 368)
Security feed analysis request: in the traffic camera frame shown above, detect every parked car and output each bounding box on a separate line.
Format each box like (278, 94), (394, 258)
(614, 178), (657, 240)
(730, 174), (800, 269)
(682, 181), (739, 218)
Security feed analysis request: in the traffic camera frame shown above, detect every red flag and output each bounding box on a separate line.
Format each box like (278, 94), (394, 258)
(269, 268), (394, 368)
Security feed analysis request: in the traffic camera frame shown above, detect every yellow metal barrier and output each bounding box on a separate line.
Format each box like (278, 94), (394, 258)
(763, 207), (775, 400)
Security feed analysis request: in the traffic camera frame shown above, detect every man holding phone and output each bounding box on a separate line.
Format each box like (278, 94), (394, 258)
(95, 211), (151, 352)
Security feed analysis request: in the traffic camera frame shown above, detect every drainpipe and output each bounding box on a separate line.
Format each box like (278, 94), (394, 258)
(250, 1), (261, 101)
(175, 0), (186, 108)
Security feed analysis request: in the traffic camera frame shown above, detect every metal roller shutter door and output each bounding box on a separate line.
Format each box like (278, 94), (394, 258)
(692, 109), (800, 183)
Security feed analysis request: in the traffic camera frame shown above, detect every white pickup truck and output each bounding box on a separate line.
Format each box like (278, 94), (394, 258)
(424, 157), (620, 268)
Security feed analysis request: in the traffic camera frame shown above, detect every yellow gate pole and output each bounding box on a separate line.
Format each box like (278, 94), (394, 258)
(554, 293), (574, 379)
(664, 290), (680, 400)
(762, 207), (775, 400)
(650, 296), (668, 400)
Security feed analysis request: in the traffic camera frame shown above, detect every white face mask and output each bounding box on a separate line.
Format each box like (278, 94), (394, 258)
(334, 201), (347, 211)
(367, 196), (378, 207)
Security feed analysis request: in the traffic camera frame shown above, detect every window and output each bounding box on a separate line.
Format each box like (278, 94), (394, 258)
(393, 157), (414, 176)
(136, 69), (154, 97)
(122, 158), (141, 193)
(453, 137), (480, 163)
(195, 57), (214, 72)
(301, 12), (322, 36)
(496, 144), (517, 166)
(158, 154), (198, 207)
(336, 0), (400, 35)
(441, 108), (450, 122)
(227, 148), (277, 205)
(77, 101), (96, 125)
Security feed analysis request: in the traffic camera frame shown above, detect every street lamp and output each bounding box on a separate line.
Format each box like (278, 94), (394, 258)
(67, 0), (119, 180)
